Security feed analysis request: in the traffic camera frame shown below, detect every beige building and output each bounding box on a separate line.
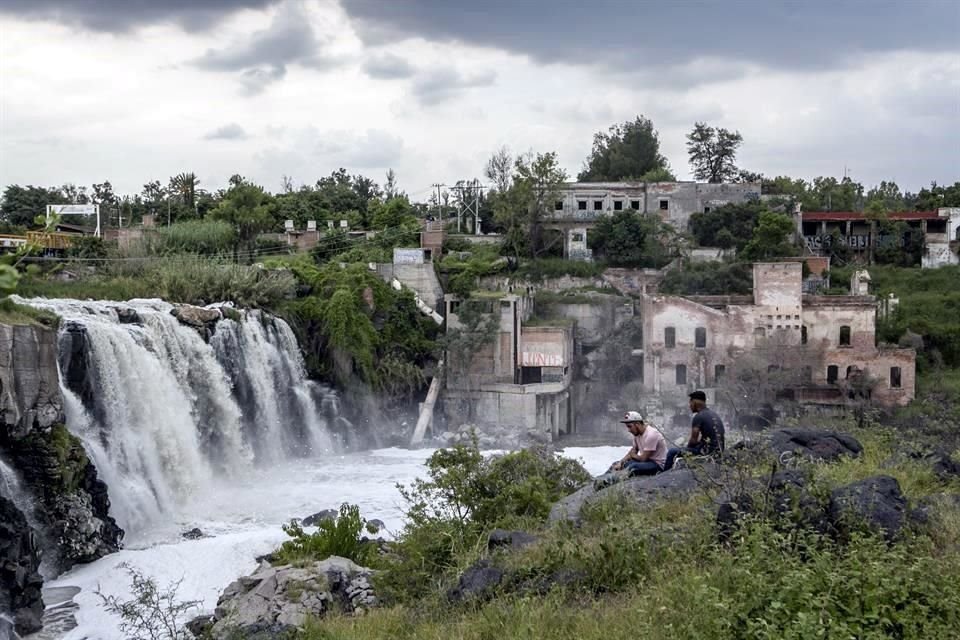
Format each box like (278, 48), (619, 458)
(640, 262), (915, 409)
(442, 293), (575, 441)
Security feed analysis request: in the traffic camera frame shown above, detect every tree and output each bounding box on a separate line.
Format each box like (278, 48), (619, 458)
(686, 122), (743, 183)
(484, 146), (513, 194)
(740, 211), (797, 260)
(589, 211), (677, 267)
(495, 151), (567, 259)
(209, 179), (276, 259)
(578, 116), (674, 182)
(810, 176), (863, 211)
(370, 196), (416, 230)
(866, 180), (905, 212)
(384, 169), (402, 199)
(0, 185), (67, 227)
(95, 563), (199, 640)
(911, 181), (960, 210)
(168, 172), (200, 209)
(689, 201), (768, 250)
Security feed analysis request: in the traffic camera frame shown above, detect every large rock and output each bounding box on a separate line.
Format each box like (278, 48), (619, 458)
(447, 559), (504, 602)
(550, 468), (702, 524)
(207, 556), (376, 639)
(767, 429), (863, 462)
(0, 496), (44, 636)
(828, 475), (910, 541)
(301, 509), (338, 527)
(170, 305), (222, 340)
(0, 323), (62, 439)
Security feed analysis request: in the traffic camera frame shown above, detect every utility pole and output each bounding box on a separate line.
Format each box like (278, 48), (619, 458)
(431, 183), (444, 224)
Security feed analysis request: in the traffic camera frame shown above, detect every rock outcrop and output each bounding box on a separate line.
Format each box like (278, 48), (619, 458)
(0, 496), (44, 635)
(549, 468), (703, 524)
(0, 323), (62, 439)
(171, 305), (223, 340)
(199, 556), (377, 639)
(766, 429), (863, 462)
(828, 475), (912, 542)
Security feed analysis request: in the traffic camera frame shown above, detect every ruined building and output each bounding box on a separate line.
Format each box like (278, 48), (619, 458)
(544, 181), (761, 260)
(640, 262), (916, 415)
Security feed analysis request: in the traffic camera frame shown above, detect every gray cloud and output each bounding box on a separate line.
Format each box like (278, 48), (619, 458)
(362, 53), (416, 80)
(313, 129), (405, 168)
(0, 0), (278, 32)
(344, 0), (959, 77)
(411, 67), (496, 105)
(191, 1), (337, 93)
(203, 123), (248, 140)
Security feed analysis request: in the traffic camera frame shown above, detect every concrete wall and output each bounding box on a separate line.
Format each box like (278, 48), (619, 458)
(478, 267), (663, 298)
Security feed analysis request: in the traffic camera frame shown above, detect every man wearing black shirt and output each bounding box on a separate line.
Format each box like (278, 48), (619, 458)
(664, 390), (726, 470)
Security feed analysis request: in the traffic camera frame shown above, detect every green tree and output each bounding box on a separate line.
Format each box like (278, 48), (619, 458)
(866, 180), (905, 212)
(0, 185), (68, 227)
(686, 122), (743, 183)
(740, 211), (797, 260)
(209, 180), (276, 259)
(689, 201), (768, 250)
(910, 181), (960, 210)
(578, 116), (674, 182)
(589, 211), (677, 267)
(810, 176), (864, 211)
(495, 151), (567, 259)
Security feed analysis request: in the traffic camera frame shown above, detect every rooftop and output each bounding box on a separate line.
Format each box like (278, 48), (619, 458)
(802, 210), (941, 222)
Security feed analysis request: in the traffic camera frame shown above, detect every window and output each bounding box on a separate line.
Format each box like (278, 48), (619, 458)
(554, 200), (563, 211)
(578, 200), (587, 210)
(500, 300), (511, 309)
(890, 366), (902, 388)
(630, 200), (640, 210)
(450, 300), (461, 313)
(827, 365), (839, 384)
(754, 327), (766, 337)
(704, 206), (711, 213)
(801, 325), (808, 344)
(664, 327), (676, 348)
(695, 327), (707, 348)
(676, 364), (687, 385)
(613, 200), (623, 211)
(593, 200), (603, 211)
(659, 199), (669, 210)
(571, 232), (584, 242)
(846, 365), (856, 379)
(714, 364), (726, 382)
(839, 325), (851, 346)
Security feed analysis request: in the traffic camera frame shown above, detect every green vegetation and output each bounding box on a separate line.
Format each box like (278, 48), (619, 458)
(686, 122), (745, 183)
(0, 297), (59, 327)
(513, 258), (606, 281)
(578, 116), (675, 182)
(588, 210), (678, 267)
(659, 260), (753, 295)
(276, 504), (378, 567)
(297, 420), (960, 639)
(154, 219), (237, 256)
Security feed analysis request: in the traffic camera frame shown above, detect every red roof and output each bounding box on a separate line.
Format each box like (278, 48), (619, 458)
(802, 210), (941, 222)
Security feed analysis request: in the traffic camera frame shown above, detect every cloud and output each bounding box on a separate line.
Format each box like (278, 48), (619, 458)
(203, 123), (248, 140)
(362, 53), (416, 80)
(344, 0), (959, 78)
(191, 1), (341, 92)
(0, 0), (278, 32)
(313, 129), (405, 168)
(411, 67), (496, 105)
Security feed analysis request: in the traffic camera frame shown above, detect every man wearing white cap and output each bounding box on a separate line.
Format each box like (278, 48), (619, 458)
(609, 411), (668, 476)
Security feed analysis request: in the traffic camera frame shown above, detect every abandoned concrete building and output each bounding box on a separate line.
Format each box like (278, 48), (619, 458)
(442, 293), (575, 441)
(545, 181), (761, 260)
(800, 207), (960, 268)
(640, 262), (916, 413)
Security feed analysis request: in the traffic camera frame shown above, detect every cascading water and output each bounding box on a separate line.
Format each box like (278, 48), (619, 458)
(0, 457), (32, 521)
(14, 297), (339, 537)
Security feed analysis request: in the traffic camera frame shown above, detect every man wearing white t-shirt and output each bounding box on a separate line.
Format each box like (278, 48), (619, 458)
(609, 411), (668, 476)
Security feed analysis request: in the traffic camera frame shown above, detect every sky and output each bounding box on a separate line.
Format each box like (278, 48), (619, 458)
(0, 0), (958, 201)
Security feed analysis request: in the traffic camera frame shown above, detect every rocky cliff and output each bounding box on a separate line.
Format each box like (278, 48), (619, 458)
(0, 495), (44, 635)
(0, 320), (122, 577)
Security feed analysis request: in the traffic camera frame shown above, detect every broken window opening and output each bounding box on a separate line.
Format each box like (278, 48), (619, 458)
(890, 366), (902, 388)
(714, 364), (726, 382)
(827, 365), (839, 384)
(659, 199), (669, 210)
(676, 364), (687, 385)
(630, 200), (640, 210)
(578, 200), (587, 210)
(695, 327), (706, 348)
(613, 200), (623, 211)
(593, 200), (603, 211)
(664, 326), (676, 348)
(839, 325), (851, 346)
(801, 325), (808, 344)
(554, 200), (563, 211)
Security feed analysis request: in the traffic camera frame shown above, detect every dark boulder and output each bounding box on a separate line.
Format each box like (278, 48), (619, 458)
(115, 308), (141, 325)
(186, 614), (214, 638)
(301, 509), (338, 527)
(447, 559), (504, 602)
(170, 305), (222, 341)
(182, 527), (205, 540)
(716, 493), (755, 543)
(828, 475), (911, 542)
(487, 529), (538, 551)
(768, 429), (863, 462)
(933, 453), (960, 480)
(550, 468), (703, 524)
(366, 519), (385, 533)
(0, 496), (44, 636)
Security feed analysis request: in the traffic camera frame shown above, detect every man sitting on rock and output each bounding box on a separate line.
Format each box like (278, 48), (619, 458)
(665, 390), (726, 470)
(609, 411), (668, 476)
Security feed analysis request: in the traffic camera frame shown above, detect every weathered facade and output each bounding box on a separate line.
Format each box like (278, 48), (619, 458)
(442, 293), (575, 441)
(639, 262), (915, 410)
(545, 181), (761, 260)
(800, 207), (960, 269)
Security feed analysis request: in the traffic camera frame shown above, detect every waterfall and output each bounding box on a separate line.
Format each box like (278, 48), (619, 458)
(0, 457), (32, 520)
(13, 297), (339, 536)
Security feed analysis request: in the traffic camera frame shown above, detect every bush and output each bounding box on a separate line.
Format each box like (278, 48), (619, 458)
(154, 219), (236, 256)
(275, 503), (378, 567)
(659, 260), (753, 295)
(514, 258), (606, 281)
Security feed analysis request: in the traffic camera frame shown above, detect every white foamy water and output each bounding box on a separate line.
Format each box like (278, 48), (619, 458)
(47, 446), (619, 639)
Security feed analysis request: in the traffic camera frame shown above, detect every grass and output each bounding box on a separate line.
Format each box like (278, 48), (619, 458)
(296, 418), (960, 639)
(0, 297), (60, 327)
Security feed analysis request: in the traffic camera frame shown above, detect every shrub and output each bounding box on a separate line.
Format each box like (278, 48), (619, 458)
(275, 503), (378, 567)
(154, 219), (236, 256)
(152, 256), (296, 307)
